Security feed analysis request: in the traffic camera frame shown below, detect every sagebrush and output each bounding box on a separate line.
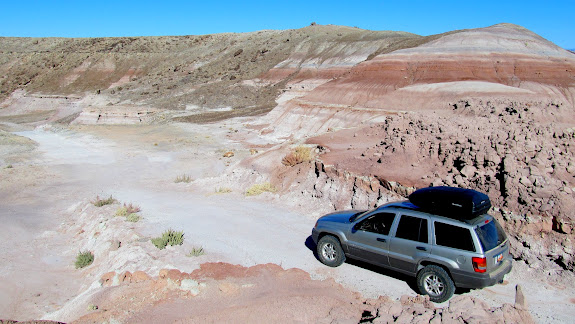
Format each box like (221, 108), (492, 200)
(75, 251), (94, 269)
(151, 229), (185, 250)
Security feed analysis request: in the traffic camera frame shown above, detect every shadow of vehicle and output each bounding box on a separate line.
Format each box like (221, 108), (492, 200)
(304, 235), (319, 260)
(346, 258), (420, 293)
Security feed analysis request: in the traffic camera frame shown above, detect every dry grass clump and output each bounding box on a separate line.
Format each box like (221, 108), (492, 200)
(92, 195), (117, 207)
(215, 187), (232, 194)
(174, 174), (193, 183)
(151, 229), (185, 250)
(186, 246), (205, 257)
(281, 146), (314, 166)
(245, 182), (277, 196)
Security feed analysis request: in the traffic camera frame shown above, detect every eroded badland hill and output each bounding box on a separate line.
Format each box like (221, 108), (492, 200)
(1, 23), (574, 323)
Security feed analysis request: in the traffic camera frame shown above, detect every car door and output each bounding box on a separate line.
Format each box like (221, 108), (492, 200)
(388, 213), (431, 275)
(346, 211), (397, 267)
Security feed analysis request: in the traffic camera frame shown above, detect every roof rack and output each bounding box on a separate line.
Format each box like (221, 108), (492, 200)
(379, 200), (487, 225)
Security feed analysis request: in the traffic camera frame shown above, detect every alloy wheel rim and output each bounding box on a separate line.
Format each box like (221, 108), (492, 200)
(322, 243), (336, 261)
(424, 274), (444, 296)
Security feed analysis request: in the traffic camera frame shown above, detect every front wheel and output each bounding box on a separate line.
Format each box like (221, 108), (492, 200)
(317, 235), (345, 267)
(416, 265), (455, 303)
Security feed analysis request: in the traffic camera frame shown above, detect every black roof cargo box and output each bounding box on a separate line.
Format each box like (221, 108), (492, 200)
(408, 186), (491, 220)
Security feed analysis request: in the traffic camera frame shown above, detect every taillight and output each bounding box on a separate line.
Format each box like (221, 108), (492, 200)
(314, 220), (319, 228)
(472, 257), (487, 273)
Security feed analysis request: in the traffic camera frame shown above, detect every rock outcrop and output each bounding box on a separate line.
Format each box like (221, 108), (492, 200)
(70, 263), (533, 324)
(304, 24), (575, 111)
(301, 98), (575, 271)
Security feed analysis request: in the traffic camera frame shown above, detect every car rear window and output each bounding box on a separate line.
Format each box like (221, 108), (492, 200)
(475, 218), (507, 252)
(434, 222), (475, 252)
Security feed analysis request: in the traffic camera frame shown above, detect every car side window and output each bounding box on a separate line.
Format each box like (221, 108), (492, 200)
(356, 212), (396, 235)
(435, 222), (475, 252)
(395, 215), (428, 243)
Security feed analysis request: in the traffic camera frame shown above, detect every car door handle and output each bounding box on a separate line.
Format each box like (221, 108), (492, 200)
(416, 246), (427, 251)
(376, 238), (387, 243)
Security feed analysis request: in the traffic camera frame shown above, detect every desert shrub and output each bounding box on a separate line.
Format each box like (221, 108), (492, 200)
(245, 182), (276, 196)
(92, 195), (117, 207)
(174, 174), (193, 183)
(115, 206), (128, 216)
(124, 202), (141, 214)
(281, 146), (314, 166)
(75, 251), (94, 269)
(186, 246), (205, 257)
(115, 203), (141, 216)
(126, 213), (141, 222)
(215, 187), (232, 194)
(151, 229), (185, 250)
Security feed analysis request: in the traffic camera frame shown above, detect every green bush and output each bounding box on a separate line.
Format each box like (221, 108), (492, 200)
(92, 195), (117, 207)
(245, 182), (276, 196)
(151, 229), (185, 250)
(75, 251), (94, 269)
(126, 213), (141, 222)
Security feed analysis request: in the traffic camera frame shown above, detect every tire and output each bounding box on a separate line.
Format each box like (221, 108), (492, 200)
(416, 265), (455, 303)
(317, 235), (345, 267)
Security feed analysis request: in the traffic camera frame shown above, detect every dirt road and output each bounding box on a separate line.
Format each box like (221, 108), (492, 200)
(1, 122), (573, 323)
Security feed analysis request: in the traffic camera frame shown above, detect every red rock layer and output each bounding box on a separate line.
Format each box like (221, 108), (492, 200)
(303, 53), (575, 109)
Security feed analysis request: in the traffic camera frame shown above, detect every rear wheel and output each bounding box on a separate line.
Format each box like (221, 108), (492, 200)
(416, 265), (455, 303)
(317, 235), (345, 267)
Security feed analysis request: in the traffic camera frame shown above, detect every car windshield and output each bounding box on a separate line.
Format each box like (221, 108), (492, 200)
(475, 218), (507, 252)
(349, 210), (368, 222)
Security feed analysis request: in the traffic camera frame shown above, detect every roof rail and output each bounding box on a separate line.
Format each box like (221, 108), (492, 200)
(380, 200), (486, 224)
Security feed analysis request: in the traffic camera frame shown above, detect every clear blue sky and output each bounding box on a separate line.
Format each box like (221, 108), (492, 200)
(1, 0), (574, 49)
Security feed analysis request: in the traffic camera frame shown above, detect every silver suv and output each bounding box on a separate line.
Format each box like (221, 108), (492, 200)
(311, 199), (512, 302)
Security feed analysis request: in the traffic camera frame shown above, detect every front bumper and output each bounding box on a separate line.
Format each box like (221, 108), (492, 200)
(311, 228), (320, 245)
